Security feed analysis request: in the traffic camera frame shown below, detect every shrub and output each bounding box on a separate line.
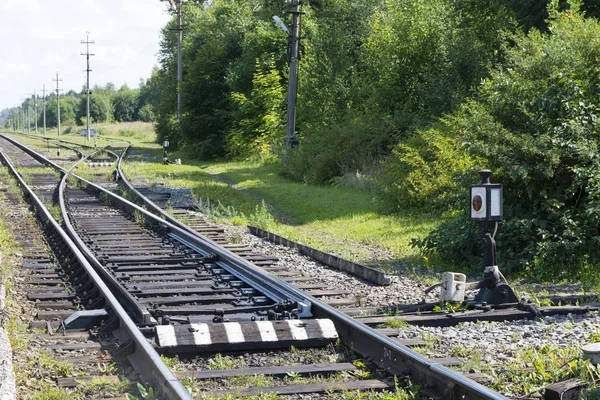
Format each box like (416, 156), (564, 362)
(376, 123), (478, 213)
(415, 2), (600, 279)
(283, 115), (393, 185)
(138, 104), (155, 123)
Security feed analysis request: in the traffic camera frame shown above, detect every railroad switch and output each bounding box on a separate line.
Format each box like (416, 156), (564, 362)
(268, 300), (301, 320)
(163, 137), (171, 165)
(468, 170), (518, 305)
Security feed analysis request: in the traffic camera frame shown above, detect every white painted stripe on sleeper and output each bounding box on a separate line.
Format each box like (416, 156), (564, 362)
(317, 319), (338, 339)
(191, 323), (211, 346)
(224, 322), (245, 343)
(158, 325), (178, 347)
(256, 321), (278, 342)
(287, 320), (308, 341)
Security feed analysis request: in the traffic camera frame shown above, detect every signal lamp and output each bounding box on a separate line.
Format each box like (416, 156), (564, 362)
(470, 170), (502, 221)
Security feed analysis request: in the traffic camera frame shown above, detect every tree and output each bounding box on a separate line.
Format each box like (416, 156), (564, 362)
(227, 57), (285, 158)
(88, 84), (115, 123)
(113, 85), (140, 122)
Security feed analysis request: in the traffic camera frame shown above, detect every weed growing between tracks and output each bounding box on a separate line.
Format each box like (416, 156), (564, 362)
(476, 344), (600, 398)
(158, 344), (422, 399)
(75, 163), (116, 185)
(407, 324), (600, 398)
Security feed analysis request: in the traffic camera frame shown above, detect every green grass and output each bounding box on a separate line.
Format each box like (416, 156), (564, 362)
(121, 141), (441, 269)
(201, 160), (441, 262)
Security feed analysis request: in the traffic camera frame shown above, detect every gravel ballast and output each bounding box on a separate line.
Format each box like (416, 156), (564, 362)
(220, 224), (600, 396)
(0, 261), (16, 400)
(135, 182), (600, 397)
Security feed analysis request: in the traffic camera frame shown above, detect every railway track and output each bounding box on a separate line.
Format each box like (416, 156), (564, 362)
(3, 132), (559, 399)
(0, 135), (190, 398)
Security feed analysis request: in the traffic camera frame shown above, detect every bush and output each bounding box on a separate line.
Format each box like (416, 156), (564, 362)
(415, 3), (600, 279)
(138, 104), (155, 123)
(376, 123), (478, 213)
(283, 115), (393, 185)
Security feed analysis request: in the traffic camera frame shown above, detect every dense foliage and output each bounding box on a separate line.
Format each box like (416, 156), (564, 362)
(152, 0), (516, 176)
(414, 3), (600, 280)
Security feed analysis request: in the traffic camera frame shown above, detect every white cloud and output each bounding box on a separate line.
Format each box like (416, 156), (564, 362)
(0, 0), (172, 110)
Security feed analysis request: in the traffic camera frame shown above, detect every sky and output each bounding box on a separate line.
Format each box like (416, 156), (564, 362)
(0, 0), (173, 111)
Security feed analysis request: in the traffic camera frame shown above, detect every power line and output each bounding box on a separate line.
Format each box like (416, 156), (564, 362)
(81, 31), (95, 143)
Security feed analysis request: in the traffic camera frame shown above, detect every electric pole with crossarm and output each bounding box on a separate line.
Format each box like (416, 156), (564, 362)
(81, 32), (95, 143)
(162, 0), (185, 121)
(32, 91), (38, 134)
(53, 72), (63, 136)
(41, 85), (47, 136)
(274, 0), (303, 149)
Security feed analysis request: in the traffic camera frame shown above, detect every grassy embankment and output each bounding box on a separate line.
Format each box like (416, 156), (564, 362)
(68, 123), (442, 275)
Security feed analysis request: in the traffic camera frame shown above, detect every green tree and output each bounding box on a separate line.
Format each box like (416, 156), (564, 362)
(227, 57), (285, 159)
(113, 85), (140, 122)
(89, 84), (115, 123)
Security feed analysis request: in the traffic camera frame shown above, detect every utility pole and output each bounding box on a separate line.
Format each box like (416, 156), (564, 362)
(163, 0), (184, 121)
(27, 98), (30, 134)
(176, 1), (183, 121)
(53, 72), (62, 136)
(41, 85), (47, 136)
(284, 0), (302, 148)
(81, 32), (95, 143)
(21, 102), (25, 133)
(32, 91), (38, 134)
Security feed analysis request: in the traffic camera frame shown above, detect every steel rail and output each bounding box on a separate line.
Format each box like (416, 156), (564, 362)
(3, 131), (86, 160)
(0, 141), (192, 400)
(114, 144), (314, 317)
(2, 135), (313, 319)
